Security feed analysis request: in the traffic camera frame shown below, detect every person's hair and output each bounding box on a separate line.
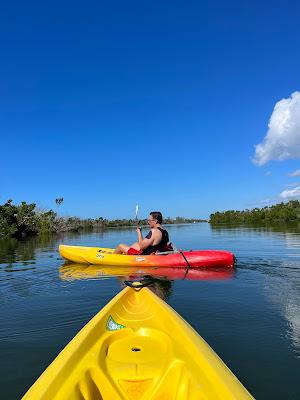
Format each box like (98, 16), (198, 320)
(150, 211), (163, 224)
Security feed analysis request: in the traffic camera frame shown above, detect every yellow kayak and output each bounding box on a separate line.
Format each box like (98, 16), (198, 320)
(22, 285), (253, 400)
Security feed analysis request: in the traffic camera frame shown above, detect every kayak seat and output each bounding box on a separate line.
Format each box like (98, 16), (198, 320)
(162, 242), (174, 252)
(154, 242), (176, 255)
(102, 329), (203, 399)
(75, 352), (202, 400)
(54, 321), (220, 400)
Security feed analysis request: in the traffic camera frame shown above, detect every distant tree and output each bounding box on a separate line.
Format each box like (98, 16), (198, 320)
(55, 198), (64, 206)
(210, 200), (300, 224)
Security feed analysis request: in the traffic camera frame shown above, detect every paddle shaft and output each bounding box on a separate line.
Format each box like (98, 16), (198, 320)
(135, 204), (139, 226)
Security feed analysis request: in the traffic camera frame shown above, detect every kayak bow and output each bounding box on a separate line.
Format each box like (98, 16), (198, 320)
(22, 286), (253, 399)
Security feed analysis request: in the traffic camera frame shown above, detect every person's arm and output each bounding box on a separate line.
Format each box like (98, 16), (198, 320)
(136, 226), (144, 245)
(136, 228), (160, 250)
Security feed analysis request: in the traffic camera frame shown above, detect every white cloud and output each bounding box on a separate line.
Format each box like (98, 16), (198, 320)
(286, 182), (300, 188)
(253, 91), (300, 165)
(288, 168), (300, 177)
(280, 186), (300, 199)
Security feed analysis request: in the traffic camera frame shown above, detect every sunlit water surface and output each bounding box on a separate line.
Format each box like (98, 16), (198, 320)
(1, 223), (300, 399)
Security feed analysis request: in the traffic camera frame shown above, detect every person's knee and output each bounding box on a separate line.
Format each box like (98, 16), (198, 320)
(116, 243), (129, 254)
(130, 242), (140, 251)
(114, 243), (125, 254)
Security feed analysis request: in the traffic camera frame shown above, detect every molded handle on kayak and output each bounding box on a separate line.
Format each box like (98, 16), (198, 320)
(124, 278), (154, 288)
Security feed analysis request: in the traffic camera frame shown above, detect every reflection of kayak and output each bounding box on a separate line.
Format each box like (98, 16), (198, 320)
(59, 245), (235, 269)
(22, 286), (253, 399)
(131, 267), (235, 281)
(59, 263), (235, 281)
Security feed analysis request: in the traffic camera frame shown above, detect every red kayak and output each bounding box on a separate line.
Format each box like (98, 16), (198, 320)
(145, 250), (236, 269)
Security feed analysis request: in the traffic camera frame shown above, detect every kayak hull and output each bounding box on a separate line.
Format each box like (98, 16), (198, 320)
(59, 245), (235, 269)
(22, 286), (253, 399)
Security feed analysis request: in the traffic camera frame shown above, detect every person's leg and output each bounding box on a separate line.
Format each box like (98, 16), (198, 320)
(114, 242), (141, 254)
(114, 243), (130, 254)
(128, 242), (140, 251)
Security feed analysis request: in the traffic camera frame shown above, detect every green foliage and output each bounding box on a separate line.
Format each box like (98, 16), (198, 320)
(0, 200), (38, 238)
(209, 200), (300, 224)
(37, 210), (58, 233)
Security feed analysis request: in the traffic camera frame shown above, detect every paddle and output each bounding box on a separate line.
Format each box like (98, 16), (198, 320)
(135, 204), (139, 226)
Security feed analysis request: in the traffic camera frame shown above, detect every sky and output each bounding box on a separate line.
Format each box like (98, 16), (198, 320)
(1, 0), (300, 219)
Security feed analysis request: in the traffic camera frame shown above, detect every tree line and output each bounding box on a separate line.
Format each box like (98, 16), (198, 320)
(0, 199), (204, 239)
(209, 200), (300, 224)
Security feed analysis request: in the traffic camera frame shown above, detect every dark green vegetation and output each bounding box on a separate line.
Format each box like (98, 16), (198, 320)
(0, 200), (205, 239)
(210, 200), (300, 224)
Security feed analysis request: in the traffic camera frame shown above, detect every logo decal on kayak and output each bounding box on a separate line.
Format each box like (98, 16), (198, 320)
(136, 257), (145, 262)
(96, 254), (104, 258)
(106, 315), (125, 331)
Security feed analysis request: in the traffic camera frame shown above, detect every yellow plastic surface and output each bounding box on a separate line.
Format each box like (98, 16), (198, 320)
(22, 287), (254, 400)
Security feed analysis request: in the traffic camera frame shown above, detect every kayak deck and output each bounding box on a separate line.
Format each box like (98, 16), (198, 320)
(59, 245), (235, 269)
(22, 287), (253, 399)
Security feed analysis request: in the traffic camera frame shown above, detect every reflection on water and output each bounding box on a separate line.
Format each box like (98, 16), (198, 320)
(120, 277), (174, 301)
(0, 235), (59, 264)
(210, 224), (300, 359)
(284, 232), (300, 253)
(210, 222), (300, 234)
(59, 263), (235, 300)
(264, 259), (300, 358)
(59, 263), (235, 282)
(1, 224), (300, 399)
(286, 303), (300, 356)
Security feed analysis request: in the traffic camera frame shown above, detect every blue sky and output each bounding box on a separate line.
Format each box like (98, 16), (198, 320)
(1, 1), (300, 219)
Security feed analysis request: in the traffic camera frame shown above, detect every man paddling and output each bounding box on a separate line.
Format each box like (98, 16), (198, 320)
(114, 211), (170, 255)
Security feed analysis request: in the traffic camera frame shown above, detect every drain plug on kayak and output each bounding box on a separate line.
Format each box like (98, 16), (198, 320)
(131, 347), (141, 352)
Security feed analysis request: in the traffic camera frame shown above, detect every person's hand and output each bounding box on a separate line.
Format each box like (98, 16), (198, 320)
(136, 226), (142, 233)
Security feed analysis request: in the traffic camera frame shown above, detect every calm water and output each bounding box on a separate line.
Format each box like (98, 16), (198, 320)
(1, 223), (300, 399)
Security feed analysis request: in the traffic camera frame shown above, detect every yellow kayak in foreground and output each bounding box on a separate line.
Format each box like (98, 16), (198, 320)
(22, 286), (253, 400)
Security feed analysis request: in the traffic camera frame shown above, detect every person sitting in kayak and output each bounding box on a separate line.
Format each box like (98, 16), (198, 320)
(114, 211), (170, 255)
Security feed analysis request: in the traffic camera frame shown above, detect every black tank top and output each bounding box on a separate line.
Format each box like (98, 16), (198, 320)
(142, 227), (169, 255)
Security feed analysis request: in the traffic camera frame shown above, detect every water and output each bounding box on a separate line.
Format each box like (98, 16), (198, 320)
(1, 223), (300, 399)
